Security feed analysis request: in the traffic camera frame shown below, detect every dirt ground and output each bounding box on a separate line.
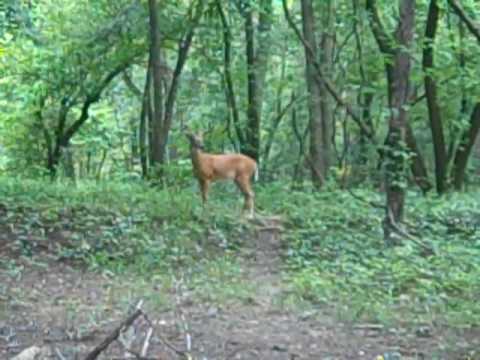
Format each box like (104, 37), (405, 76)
(1, 220), (479, 360)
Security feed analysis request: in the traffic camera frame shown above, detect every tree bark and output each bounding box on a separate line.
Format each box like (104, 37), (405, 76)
(406, 124), (432, 193)
(447, 0), (480, 189)
(148, 0), (165, 171)
(452, 103), (480, 189)
(217, 0), (244, 147)
(157, 1), (203, 174)
(366, 0), (416, 244)
(148, 0), (203, 177)
(243, 4), (260, 161)
(300, 0), (327, 188)
(423, 0), (447, 194)
(240, 0), (272, 163)
(139, 63), (152, 178)
(318, 0), (334, 176)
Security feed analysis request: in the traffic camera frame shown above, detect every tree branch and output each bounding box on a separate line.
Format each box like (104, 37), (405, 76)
(162, 0), (204, 136)
(447, 0), (480, 43)
(365, 0), (395, 55)
(63, 60), (133, 143)
(282, 0), (374, 140)
(216, 0), (245, 144)
(122, 71), (142, 98)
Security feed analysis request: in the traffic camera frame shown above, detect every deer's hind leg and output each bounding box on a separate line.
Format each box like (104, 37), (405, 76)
(235, 175), (254, 218)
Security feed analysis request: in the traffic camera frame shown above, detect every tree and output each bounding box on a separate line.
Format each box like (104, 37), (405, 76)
(366, 0), (416, 243)
(300, 0), (334, 188)
(446, 0), (480, 190)
(147, 0), (204, 177)
(238, 0), (273, 163)
(1, 1), (146, 177)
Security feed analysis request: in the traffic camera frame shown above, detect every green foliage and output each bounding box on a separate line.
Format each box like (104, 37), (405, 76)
(0, 0), (147, 171)
(2, 176), (480, 327)
(0, 176), (249, 268)
(273, 187), (480, 325)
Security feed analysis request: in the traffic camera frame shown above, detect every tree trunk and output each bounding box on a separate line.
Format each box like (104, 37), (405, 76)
(139, 74), (150, 178)
(423, 0), (447, 194)
(446, 1), (480, 190)
(301, 0), (328, 188)
(366, 0), (416, 244)
(63, 147), (75, 180)
(241, 0), (272, 163)
(255, 0), (273, 105)
(243, 5), (260, 162)
(217, 0), (244, 148)
(155, 0), (204, 176)
(318, 0), (334, 176)
(406, 124), (432, 193)
(148, 0), (164, 172)
(452, 103), (480, 189)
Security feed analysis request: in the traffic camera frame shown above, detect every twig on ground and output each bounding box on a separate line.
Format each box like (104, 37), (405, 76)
(141, 327), (153, 357)
(83, 301), (144, 360)
(55, 347), (67, 360)
(174, 277), (194, 359)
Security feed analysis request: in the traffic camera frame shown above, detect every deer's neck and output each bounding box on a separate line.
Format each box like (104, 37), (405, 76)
(190, 146), (204, 171)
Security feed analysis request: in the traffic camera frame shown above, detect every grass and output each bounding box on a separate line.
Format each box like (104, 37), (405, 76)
(0, 176), (479, 327)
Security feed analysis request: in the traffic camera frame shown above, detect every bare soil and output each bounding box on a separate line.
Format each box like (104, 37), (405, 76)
(0, 219), (479, 360)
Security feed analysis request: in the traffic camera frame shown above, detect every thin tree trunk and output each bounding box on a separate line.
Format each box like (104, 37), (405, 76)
(291, 103), (309, 188)
(452, 103), (480, 189)
(86, 151), (92, 176)
(96, 149), (108, 181)
(447, 0), (480, 189)
(243, 4), (260, 161)
(423, 0), (447, 194)
(140, 54), (153, 178)
(301, 0), (326, 188)
(318, 0), (334, 175)
(154, 0), (203, 174)
(241, 0), (272, 163)
(217, 0), (244, 147)
(148, 0), (164, 172)
(255, 0), (273, 121)
(406, 124), (432, 193)
(263, 56), (287, 168)
(63, 147), (75, 180)
(263, 92), (298, 170)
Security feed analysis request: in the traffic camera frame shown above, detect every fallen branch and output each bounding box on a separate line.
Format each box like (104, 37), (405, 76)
(55, 347), (67, 360)
(141, 327), (154, 357)
(84, 304), (143, 360)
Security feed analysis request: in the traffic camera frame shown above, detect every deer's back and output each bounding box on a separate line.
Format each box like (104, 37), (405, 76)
(196, 153), (256, 181)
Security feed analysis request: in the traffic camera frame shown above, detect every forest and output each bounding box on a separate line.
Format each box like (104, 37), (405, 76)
(1, 0), (480, 359)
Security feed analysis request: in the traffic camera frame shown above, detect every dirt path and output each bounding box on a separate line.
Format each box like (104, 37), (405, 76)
(1, 220), (479, 359)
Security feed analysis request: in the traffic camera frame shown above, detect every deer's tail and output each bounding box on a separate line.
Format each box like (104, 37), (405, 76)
(254, 164), (259, 182)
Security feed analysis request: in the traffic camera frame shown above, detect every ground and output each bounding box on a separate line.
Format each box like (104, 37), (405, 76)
(0, 218), (479, 360)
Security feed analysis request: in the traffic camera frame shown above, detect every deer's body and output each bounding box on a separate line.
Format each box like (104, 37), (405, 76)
(187, 132), (257, 217)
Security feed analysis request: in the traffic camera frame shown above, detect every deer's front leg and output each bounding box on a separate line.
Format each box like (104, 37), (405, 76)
(199, 179), (209, 208)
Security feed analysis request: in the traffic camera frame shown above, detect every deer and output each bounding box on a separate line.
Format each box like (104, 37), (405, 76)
(185, 130), (258, 218)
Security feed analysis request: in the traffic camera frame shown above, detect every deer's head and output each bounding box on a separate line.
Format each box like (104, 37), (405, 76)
(184, 129), (204, 150)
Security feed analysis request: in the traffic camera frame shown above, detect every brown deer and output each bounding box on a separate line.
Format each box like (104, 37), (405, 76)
(185, 130), (258, 217)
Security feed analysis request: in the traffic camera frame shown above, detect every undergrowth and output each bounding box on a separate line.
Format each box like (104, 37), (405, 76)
(0, 177), (479, 326)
